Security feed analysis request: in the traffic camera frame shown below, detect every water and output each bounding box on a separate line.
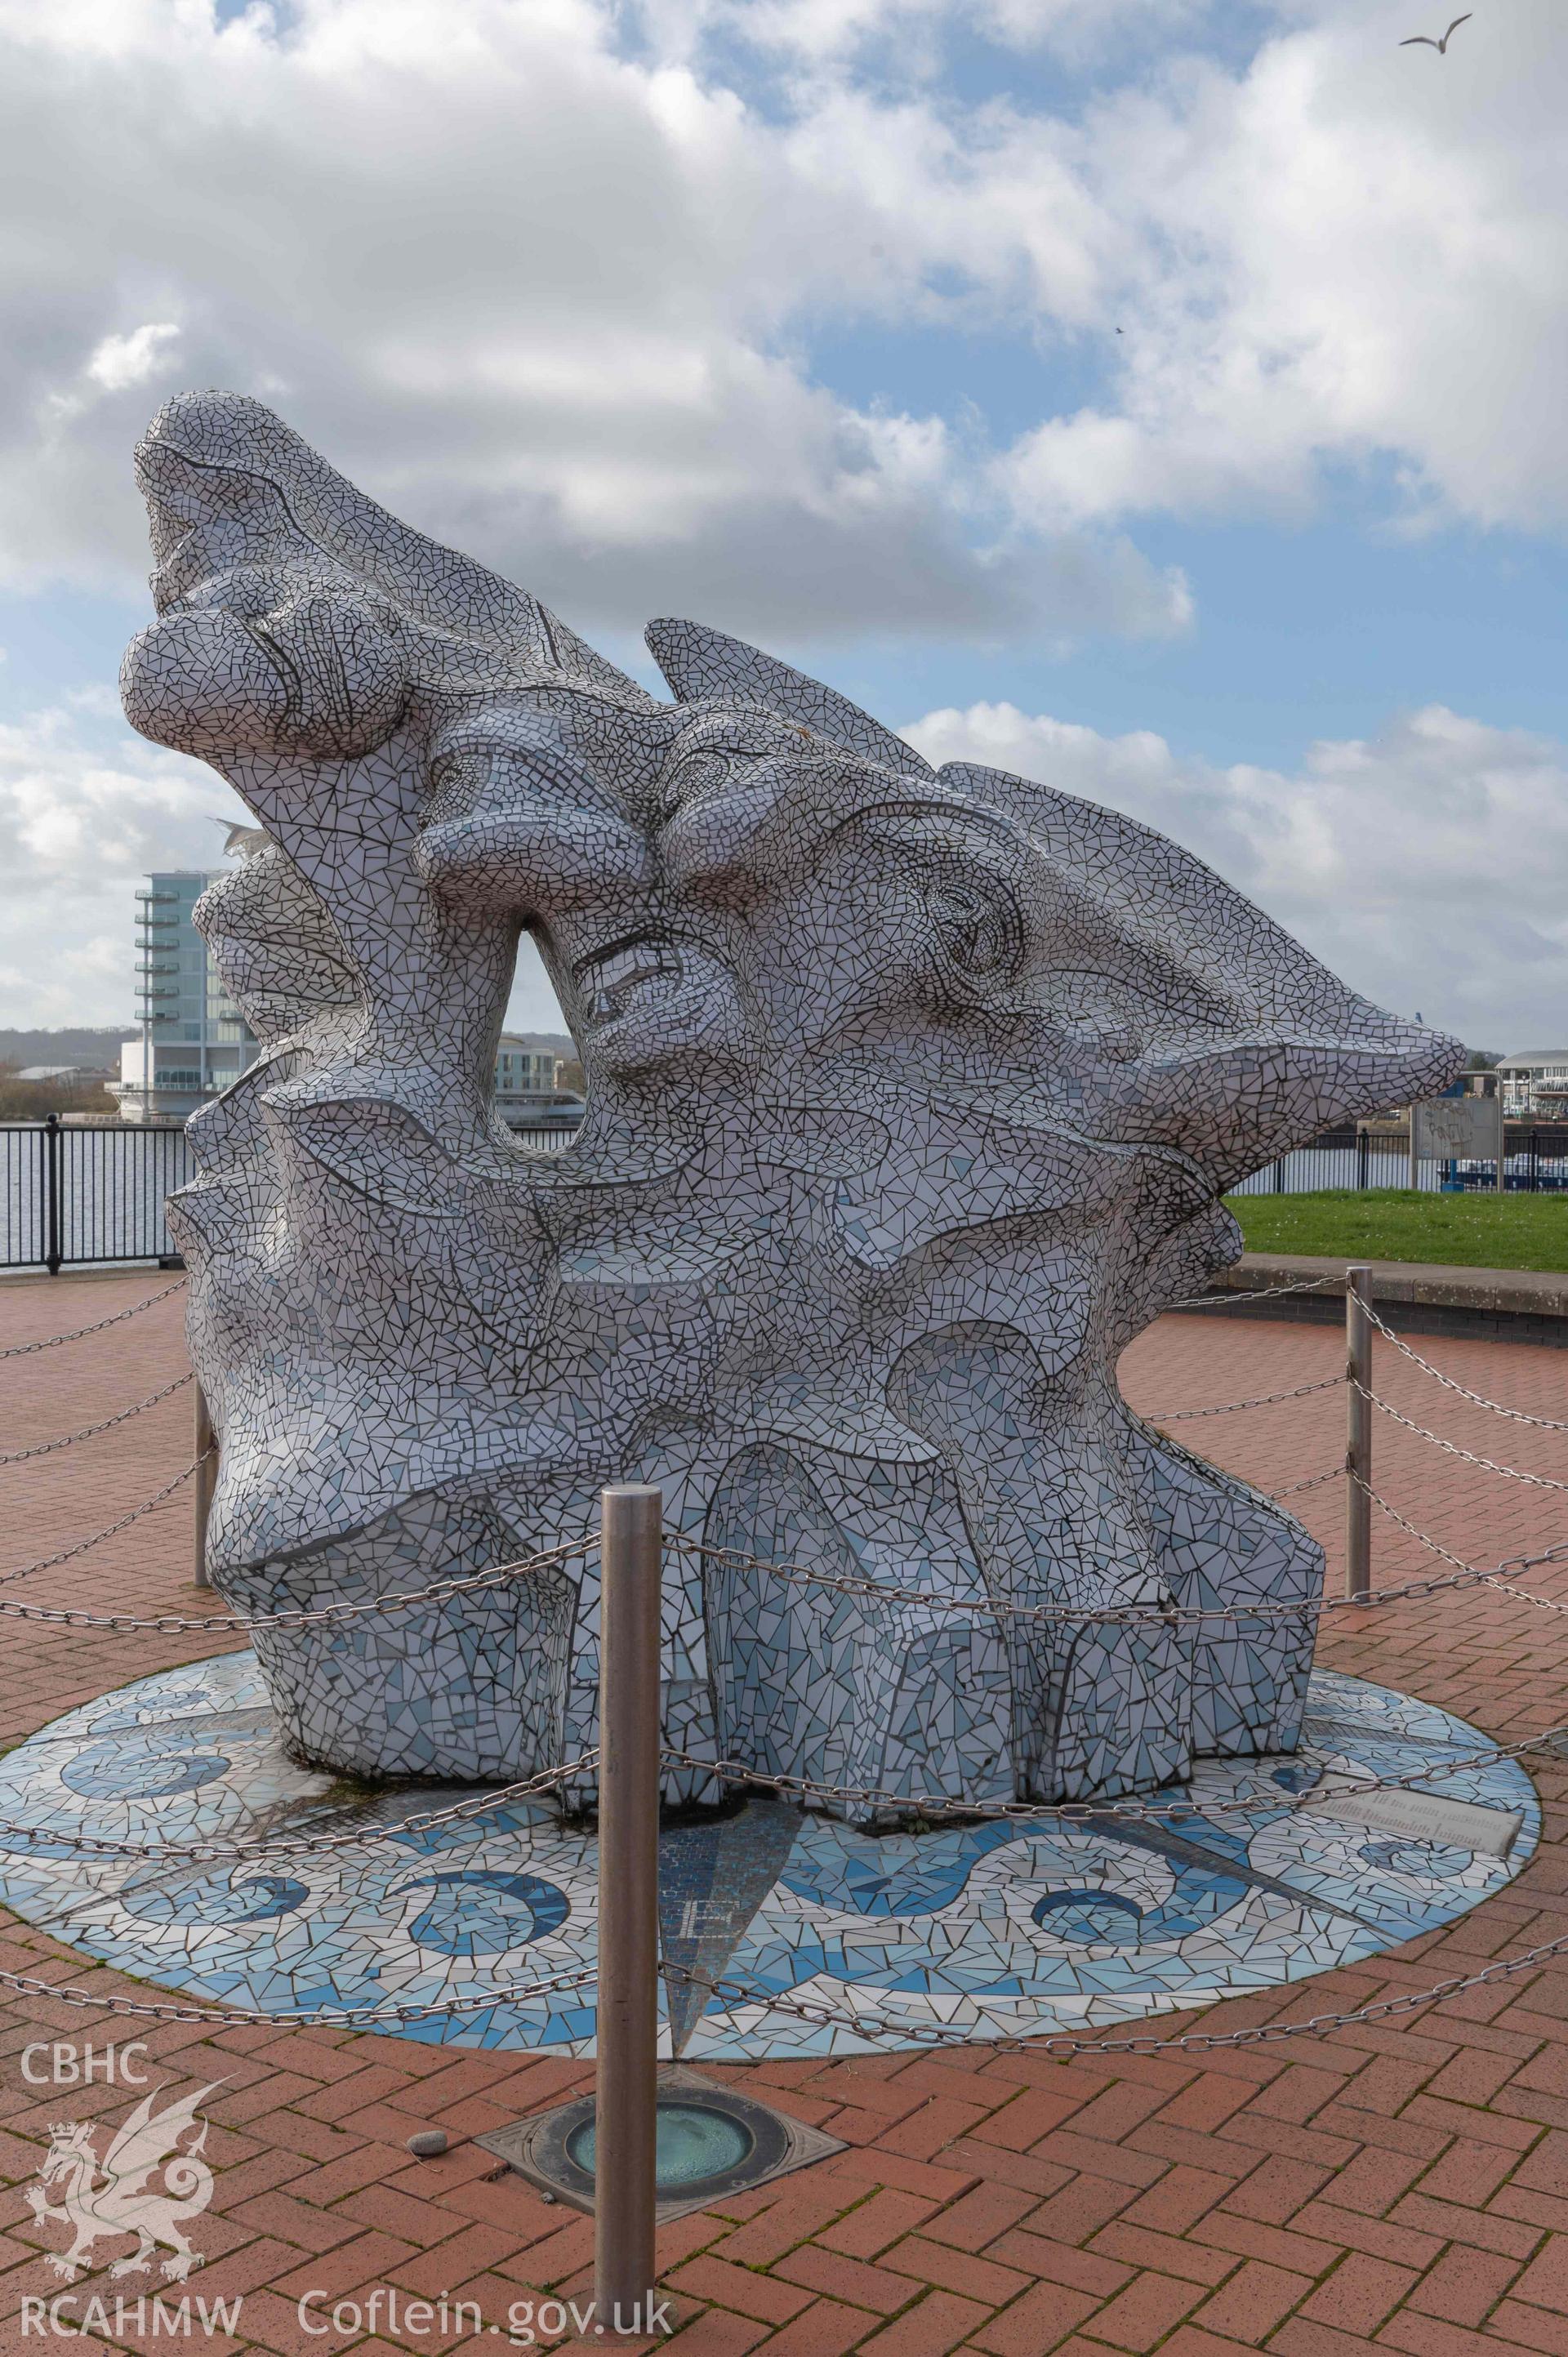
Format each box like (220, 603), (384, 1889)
(6, 1121), (1561, 1272)
(2, 1122), (191, 1271)
(1, 1117), (577, 1271)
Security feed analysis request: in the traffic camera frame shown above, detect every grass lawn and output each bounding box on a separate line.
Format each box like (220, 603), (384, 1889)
(1225, 1188), (1568, 1272)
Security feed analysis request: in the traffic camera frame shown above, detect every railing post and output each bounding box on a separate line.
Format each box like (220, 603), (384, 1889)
(1345, 1265), (1372, 1602)
(595, 1483), (662, 2333)
(194, 1387), (216, 1589)
(42, 1115), (61, 1276)
(1406, 1104), (1419, 1193)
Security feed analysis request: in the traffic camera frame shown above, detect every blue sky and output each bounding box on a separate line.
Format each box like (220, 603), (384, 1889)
(1, 0), (1566, 1046)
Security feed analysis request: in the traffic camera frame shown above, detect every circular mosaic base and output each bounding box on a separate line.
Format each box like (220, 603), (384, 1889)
(0, 1654), (1539, 2058)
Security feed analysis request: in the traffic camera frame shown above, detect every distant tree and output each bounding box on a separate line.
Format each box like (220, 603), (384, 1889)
(0, 1066), (118, 1121)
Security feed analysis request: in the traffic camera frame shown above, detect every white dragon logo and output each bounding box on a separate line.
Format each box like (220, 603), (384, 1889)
(26, 2082), (220, 2282)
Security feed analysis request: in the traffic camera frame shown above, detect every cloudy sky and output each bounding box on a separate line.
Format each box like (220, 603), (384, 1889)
(1, 0), (1564, 1047)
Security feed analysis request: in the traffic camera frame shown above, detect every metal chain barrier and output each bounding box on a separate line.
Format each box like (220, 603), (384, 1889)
(669, 1529), (1539, 1627)
(1364, 1300), (1568, 1432)
(1350, 1473), (1568, 1606)
(0, 1277), (187, 1359)
(1355, 1379), (1568, 1491)
(1164, 1273), (1342, 1312)
(1147, 1374), (1343, 1424)
(1482, 1574), (1568, 1618)
(0, 1752), (599, 1861)
(0, 1456), (211, 1590)
(0, 1958), (598, 2030)
(667, 1530), (1331, 1629)
(661, 1718), (1568, 1828)
(0, 1372), (194, 1467)
(0, 1530), (596, 1631)
(1267, 1466), (1344, 1499)
(666, 1923), (1568, 2058)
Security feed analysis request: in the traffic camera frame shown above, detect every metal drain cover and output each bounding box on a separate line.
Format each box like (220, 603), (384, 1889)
(474, 2064), (845, 2223)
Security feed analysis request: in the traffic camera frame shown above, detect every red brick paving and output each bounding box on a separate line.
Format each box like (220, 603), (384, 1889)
(1, 1271), (1567, 2352)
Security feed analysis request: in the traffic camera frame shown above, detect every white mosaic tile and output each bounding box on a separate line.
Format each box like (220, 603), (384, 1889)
(0, 1657), (1536, 2058)
(116, 390), (1464, 1814)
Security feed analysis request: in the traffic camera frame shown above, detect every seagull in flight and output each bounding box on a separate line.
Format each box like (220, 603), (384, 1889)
(1400, 13), (1471, 51)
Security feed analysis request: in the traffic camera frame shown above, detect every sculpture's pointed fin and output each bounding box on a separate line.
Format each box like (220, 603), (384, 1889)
(646, 617), (934, 777)
(940, 756), (1463, 1128)
(136, 391), (654, 702)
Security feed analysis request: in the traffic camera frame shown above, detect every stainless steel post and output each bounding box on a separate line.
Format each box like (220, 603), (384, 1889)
(1345, 1266), (1372, 1603)
(595, 1483), (662, 2332)
(193, 1385), (216, 1591)
(1407, 1103), (1419, 1193)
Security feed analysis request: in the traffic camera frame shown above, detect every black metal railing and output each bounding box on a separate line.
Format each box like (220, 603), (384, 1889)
(6, 1113), (1557, 1277)
(2, 1117), (194, 1273)
(2, 1112), (584, 1272)
(1230, 1125), (1568, 1196)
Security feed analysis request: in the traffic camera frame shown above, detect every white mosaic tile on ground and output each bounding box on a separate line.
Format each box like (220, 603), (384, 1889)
(0, 1655), (1535, 2058)
(118, 390), (1464, 1816)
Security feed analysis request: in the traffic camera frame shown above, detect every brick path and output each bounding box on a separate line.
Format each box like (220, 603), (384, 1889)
(1, 1272), (1566, 2355)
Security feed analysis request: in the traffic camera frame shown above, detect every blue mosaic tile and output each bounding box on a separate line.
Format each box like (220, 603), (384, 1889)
(0, 1655), (1537, 2058)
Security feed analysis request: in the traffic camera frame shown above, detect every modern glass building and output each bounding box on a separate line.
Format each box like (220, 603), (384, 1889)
(114, 871), (586, 1130)
(493, 1035), (584, 1131)
(114, 871), (261, 1123)
(1495, 1052), (1568, 1119)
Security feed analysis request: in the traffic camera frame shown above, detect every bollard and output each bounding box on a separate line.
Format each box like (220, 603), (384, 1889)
(1345, 1266), (1372, 1603)
(193, 1386), (216, 1591)
(594, 1484), (662, 2333)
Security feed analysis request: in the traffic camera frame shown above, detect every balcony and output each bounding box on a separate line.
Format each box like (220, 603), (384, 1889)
(134, 889), (179, 905)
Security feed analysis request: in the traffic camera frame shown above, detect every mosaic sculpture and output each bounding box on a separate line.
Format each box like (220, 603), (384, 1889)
(121, 392), (1463, 1820)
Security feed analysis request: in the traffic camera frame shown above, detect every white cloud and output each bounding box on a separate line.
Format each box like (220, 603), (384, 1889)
(0, 681), (581, 1031)
(0, 0), (1184, 644)
(0, 0), (1561, 635)
(900, 697), (1568, 1049)
(84, 321), (181, 395)
(0, 701), (247, 1028)
(995, 0), (1568, 533)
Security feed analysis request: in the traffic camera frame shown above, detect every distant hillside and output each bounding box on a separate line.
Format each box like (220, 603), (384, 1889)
(501, 1031), (576, 1058)
(0, 1023), (579, 1071)
(0, 1026), (129, 1069)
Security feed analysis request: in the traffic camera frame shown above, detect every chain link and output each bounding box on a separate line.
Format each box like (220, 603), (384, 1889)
(0, 1958), (597, 2030)
(0, 1457), (210, 1591)
(0, 1373), (194, 1467)
(670, 1531), (1328, 1629)
(670, 1530), (1529, 1629)
(0, 1278), (186, 1360)
(1267, 1466), (1344, 1500)
(1147, 1375), (1343, 1424)
(1356, 1381), (1568, 1491)
(0, 1753), (599, 1861)
(661, 1722), (1561, 1826)
(1164, 1274), (1342, 1312)
(0, 1530), (595, 1632)
(1349, 1476), (1568, 1606)
(1482, 1574), (1568, 1618)
(666, 1922), (1568, 2057)
(1364, 1301), (1568, 1432)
